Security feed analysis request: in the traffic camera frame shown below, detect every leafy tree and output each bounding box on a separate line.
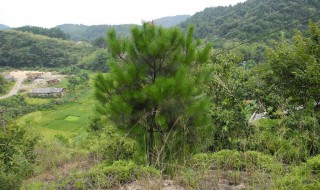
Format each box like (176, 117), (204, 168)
(253, 22), (320, 111)
(78, 48), (109, 72)
(204, 51), (250, 150)
(92, 37), (107, 48)
(95, 23), (213, 167)
(250, 22), (320, 158)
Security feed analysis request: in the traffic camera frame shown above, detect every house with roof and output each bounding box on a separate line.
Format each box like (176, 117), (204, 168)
(29, 88), (65, 98)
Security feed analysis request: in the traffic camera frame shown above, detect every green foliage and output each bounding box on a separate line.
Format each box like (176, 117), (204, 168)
(181, 0), (320, 43)
(14, 26), (69, 40)
(276, 155), (320, 189)
(82, 126), (137, 163)
(248, 23), (320, 162)
(251, 22), (320, 110)
(56, 24), (134, 42)
(178, 150), (282, 188)
(204, 51), (250, 150)
(32, 139), (72, 174)
(0, 125), (39, 190)
(78, 48), (109, 72)
(0, 30), (91, 68)
(62, 160), (160, 189)
(92, 37), (107, 48)
(249, 118), (310, 164)
(0, 75), (9, 94)
(191, 150), (282, 173)
(95, 23), (213, 167)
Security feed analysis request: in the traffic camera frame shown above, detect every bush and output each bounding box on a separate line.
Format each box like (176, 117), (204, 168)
(82, 126), (137, 163)
(0, 125), (38, 190)
(249, 118), (310, 164)
(33, 139), (72, 174)
(181, 150), (282, 188)
(190, 150), (282, 173)
(276, 155), (320, 189)
(63, 160), (160, 189)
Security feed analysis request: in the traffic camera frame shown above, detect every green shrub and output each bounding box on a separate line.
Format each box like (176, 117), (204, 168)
(33, 139), (72, 174)
(64, 160), (160, 189)
(0, 125), (38, 190)
(82, 126), (137, 163)
(245, 151), (282, 174)
(190, 150), (282, 172)
(210, 150), (244, 170)
(249, 118), (310, 164)
(276, 155), (320, 189)
(307, 155), (320, 175)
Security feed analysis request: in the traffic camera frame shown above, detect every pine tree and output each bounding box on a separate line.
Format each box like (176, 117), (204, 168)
(95, 23), (213, 167)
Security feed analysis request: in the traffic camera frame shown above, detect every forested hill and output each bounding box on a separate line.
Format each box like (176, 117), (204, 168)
(14, 26), (69, 40)
(57, 15), (191, 42)
(154, 15), (190, 27)
(55, 24), (134, 42)
(180, 0), (320, 43)
(0, 30), (91, 68)
(0, 24), (10, 30)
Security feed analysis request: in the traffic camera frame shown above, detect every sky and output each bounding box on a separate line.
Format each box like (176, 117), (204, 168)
(0, 0), (247, 28)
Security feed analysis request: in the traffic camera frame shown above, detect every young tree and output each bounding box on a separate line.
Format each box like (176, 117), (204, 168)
(204, 51), (250, 150)
(95, 23), (213, 166)
(253, 22), (320, 111)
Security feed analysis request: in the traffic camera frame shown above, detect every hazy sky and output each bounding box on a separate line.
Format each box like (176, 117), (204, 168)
(1, 0), (247, 28)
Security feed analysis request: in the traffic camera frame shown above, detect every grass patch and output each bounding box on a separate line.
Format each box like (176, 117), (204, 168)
(18, 102), (93, 139)
(25, 97), (51, 105)
(65, 115), (80, 121)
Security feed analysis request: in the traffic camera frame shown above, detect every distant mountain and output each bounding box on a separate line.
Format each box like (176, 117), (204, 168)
(154, 15), (190, 28)
(180, 0), (320, 44)
(56, 15), (191, 42)
(55, 24), (135, 42)
(0, 24), (10, 30)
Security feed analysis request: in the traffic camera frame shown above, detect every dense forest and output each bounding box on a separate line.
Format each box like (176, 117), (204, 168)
(55, 24), (134, 42)
(56, 15), (190, 42)
(181, 0), (320, 44)
(14, 26), (70, 40)
(1, 0), (320, 189)
(0, 30), (92, 68)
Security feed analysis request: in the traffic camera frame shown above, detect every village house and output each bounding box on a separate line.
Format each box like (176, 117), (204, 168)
(29, 88), (66, 98)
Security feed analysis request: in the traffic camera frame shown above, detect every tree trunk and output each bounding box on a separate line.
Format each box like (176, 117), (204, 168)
(147, 125), (154, 165)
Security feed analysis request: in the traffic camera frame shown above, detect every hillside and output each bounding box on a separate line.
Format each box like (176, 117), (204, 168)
(55, 24), (134, 42)
(0, 24), (10, 30)
(180, 0), (320, 44)
(14, 25), (69, 40)
(154, 15), (190, 27)
(0, 30), (92, 68)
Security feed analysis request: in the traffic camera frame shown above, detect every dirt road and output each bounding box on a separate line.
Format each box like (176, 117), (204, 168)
(0, 71), (53, 100)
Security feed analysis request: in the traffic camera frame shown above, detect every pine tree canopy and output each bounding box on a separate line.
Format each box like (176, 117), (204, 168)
(94, 23), (214, 166)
